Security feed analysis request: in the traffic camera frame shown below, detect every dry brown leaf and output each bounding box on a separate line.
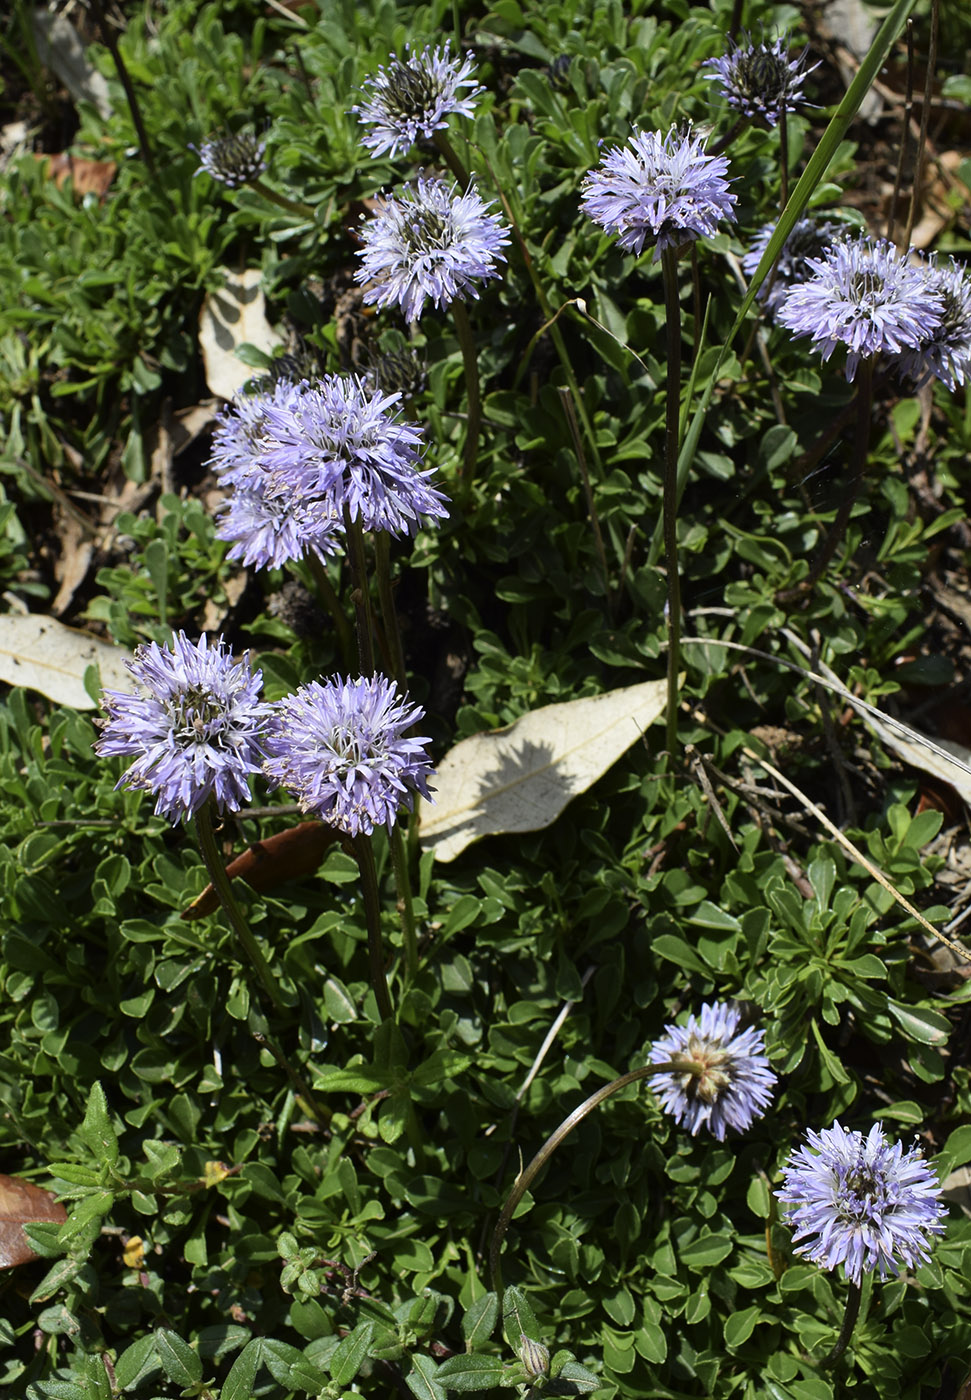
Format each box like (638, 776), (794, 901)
(0, 614), (133, 710)
(420, 679), (669, 862)
(0, 1175), (66, 1269)
(182, 822), (341, 919)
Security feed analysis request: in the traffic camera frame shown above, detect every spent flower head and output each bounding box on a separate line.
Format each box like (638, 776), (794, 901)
(264, 675), (434, 836)
(258, 374), (448, 537)
(353, 43), (482, 159)
(742, 215), (843, 314)
(704, 32), (817, 126)
(580, 126), (736, 261)
(894, 255), (971, 391)
(777, 235), (945, 381)
(777, 1122), (946, 1285)
(648, 1002), (776, 1140)
(355, 177), (509, 323)
(95, 632), (269, 823)
(193, 130), (267, 188)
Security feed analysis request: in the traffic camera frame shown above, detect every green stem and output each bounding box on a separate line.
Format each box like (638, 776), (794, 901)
(304, 549), (354, 668)
(433, 129), (471, 188)
(372, 533), (407, 690)
(248, 177), (315, 219)
(489, 1060), (681, 1302)
(451, 299), (482, 486)
(344, 509), (376, 675)
(351, 833), (394, 1022)
(87, 0), (157, 179)
(194, 804), (284, 1013)
(660, 246), (684, 765)
(390, 823), (418, 986)
(803, 358), (874, 591)
(821, 1280), (862, 1368)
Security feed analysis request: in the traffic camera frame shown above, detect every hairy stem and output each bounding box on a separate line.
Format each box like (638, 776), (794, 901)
(344, 509), (376, 675)
(304, 549), (354, 668)
(451, 298), (482, 485)
(248, 177), (315, 220)
(821, 1280), (862, 1368)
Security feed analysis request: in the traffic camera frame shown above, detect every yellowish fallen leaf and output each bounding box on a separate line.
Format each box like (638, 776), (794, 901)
(0, 614), (133, 710)
(420, 679), (668, 862)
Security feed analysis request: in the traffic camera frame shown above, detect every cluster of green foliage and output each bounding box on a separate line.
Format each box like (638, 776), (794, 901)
(1, 0), (971, 1397)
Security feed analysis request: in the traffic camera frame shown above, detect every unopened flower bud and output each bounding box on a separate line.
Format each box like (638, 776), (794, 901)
(519, 1333), (550, 1381)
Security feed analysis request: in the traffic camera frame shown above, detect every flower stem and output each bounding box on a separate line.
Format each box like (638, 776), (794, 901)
(451, 299), (482, 486)
(373, 533), (407, 689)
(344, 508), (376, 675)
(660, 246), (684, 765)
(247, 177), (315, 220)
(351, 833), (394, 1022)
(194, 804), (284, 1013)
(433, 129), (471, 188)
(489, 1061), (679, 1301)
(304, 549), (354, 668)
(821, 1279), (862, 1368)
(390, 822), (419, 986)
(802, 358), (874, 592)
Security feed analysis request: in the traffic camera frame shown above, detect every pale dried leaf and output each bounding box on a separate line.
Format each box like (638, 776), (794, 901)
(31, 12), (113, 120)
(0, 614), (134, 710)
(199, 269), (279, 400)
(420, 679), (668, 862)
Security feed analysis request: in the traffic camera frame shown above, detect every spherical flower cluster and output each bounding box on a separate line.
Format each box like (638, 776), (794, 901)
(264, 674), (435, 836)
(211, 382), (342, 570)
(210, 376), (448, 560)
(742, 215), (843, 314)
(895, 255), (971, 391)
(777, 1122), (946, 1285)
(193, 131), (267, 188)
(777, 235), (945, 381)
(95, 633), (270, 823)
(355, 177), (510, 322)
(704, 33), (817, 126)
(580, 126), (736, 260)
(353, 43), (483, 159)
(258, 375), (448, 536)
(648, 1002), (776, 1140)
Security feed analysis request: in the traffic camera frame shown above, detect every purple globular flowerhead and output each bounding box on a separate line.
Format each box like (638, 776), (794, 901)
(894, 255), (971, 392)
(354, 176), (510, 323)
(258, 374), (449, 537)
(353, 42), (483, 160)
(742, 215), (843, 314)
(210, 382), (343, 570)
(777, 235), (945, 381)
(193, 130), (268, 188)
(580, 126), (736, 261)
(264, 675), (435, 836)
(95, 632), (270, 824)
(648, 1002), (776, 1140)
(777, 1122), (946, 1285)
(704, 32), (817, 126)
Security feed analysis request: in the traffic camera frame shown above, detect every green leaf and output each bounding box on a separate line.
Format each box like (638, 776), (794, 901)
(78, 1082), (119, 1166)
(329, 1321), (374, 1386)
(679, 1233), (734, 1269)
(405, 1353), (447, 1400)
(155, 1327), (202, 1386)
(724, 1305), (760, 1349)
(460, 1292), (499, 1347)
(889, 1001), (951, 1045)
(113, 1335), (160, 1390)
(220, 1340), (262, 1400)
(502, 1285), (541, 1345)
(940, 1124), (971, 1173)
(435, 1354), (507, 1390)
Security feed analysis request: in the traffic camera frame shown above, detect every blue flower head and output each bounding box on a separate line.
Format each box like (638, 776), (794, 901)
(580, 126), (736, 261)
(777, 235), (945, 380)
(353, 42), (483, 160)
(193, 130), (267, 188)
(95, 633), (270, 823)
(704, 33), (817, 126)
(777, 1122), (946, 1284)
(648, 1002), (776, 1140)
(354, 177), (510, 323)
(264, 675), (435, 836)
(742, 215), (843, 314)
(895, 255), (971, 391)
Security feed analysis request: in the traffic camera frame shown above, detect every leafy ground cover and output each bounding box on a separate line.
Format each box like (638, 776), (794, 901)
(1, 0), (971, 1397)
